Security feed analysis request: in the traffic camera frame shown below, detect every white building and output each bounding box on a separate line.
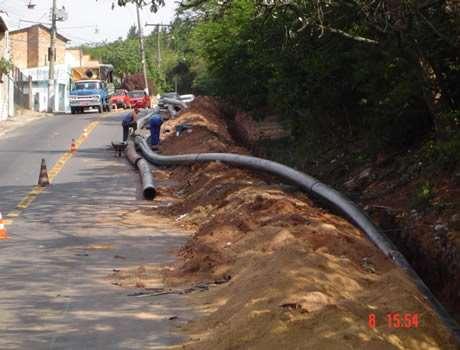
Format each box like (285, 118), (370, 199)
(21, 64), (71, 113)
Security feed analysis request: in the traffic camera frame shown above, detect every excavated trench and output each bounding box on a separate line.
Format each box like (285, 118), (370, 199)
(129, 97), (459, 348)
(220, 102), (460, 326)
(367, 206), (460, 323)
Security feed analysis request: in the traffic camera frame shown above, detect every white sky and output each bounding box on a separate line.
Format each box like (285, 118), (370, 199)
(0, 0), (178, 45)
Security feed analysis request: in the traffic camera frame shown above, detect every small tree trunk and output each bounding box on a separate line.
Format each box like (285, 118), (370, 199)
(414, 48), (453, 139)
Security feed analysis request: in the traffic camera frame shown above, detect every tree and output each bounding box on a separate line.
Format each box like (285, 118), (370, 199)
(106, 0), (459, 147)
(177, 0), (460, 140)
(127, 24), (138, 40)
(111, 0), (165, 12)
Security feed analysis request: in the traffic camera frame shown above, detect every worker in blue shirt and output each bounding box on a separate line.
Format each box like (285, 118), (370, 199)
(149, 113), (163, 150)
(121, 107), (139, 142)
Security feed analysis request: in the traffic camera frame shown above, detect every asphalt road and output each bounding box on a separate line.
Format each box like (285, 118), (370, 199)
(0, 111), (192, 349)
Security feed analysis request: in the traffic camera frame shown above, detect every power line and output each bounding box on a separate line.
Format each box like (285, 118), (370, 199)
(60, 32), (100, 44)
(60, 24), (97, 29)
(19, 19), (51, 26)
(37, 10), (49, 21)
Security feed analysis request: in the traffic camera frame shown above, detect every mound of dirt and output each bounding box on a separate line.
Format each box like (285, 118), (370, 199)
(150, 97), (458, 349)
(159, 97), (246, 155)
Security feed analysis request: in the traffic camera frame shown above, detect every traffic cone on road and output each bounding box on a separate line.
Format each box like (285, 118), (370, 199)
(0, 213), (8, 240)
(70, 139), (77, 153)
(38, 158), (50, 187)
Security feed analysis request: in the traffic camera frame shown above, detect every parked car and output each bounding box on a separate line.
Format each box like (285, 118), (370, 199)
(128, 90), (151, 109)
(69, 80), (111, 114)
(110, 89), (131, 109)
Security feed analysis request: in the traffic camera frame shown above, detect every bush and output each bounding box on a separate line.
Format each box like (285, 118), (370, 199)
(411, 181), (435, 210)
(422, 133), (460, 171)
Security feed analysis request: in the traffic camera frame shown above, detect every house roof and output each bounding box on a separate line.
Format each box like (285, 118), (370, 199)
(10, 24), (69, 43)
(0, 16), (8, 32)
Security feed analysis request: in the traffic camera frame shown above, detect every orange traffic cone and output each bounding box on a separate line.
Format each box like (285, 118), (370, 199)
(0, 213), (8, 240)
(38, 158), (50, 187)
(70, 139), (77, 153)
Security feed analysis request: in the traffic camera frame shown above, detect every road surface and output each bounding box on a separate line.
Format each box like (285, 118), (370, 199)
(0, 111), (191, 349)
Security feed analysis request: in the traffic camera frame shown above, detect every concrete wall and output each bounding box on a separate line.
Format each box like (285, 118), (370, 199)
(0, 21), (13, 121)
(0, 40), (8, 121)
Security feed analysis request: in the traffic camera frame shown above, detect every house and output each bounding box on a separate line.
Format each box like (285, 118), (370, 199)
(0, 15), (14, 121)
(10, 24), (69, 69)
(10, 24), (70, 112)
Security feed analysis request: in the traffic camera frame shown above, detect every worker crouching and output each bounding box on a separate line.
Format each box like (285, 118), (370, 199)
(149, 113), (163, 150)
(121, 107), (139, 142)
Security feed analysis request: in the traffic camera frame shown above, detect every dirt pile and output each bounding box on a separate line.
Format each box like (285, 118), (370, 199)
(151, 97), (458, 349)
(159, 96), (246, 155)
(229, 106), (460, 324)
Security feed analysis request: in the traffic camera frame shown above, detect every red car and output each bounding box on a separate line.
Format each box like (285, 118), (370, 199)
(110, 89), (131, 109)
(128, 90), (151, 108)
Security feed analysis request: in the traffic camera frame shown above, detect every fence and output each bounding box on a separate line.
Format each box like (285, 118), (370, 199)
(11, 66), (30, 109)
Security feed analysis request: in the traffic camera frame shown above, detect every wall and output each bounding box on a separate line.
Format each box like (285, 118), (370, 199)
(0, 22), (14, 121)
(10, 31), (28, 69)
(0, 29), (7, 120)
(36, 26), (66, 67)
(65, 49), (82, 67)
(82, 54), (100, 67)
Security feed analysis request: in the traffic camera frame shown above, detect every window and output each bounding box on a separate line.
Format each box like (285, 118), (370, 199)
(74, 82), (101, 90)
(128, 91), (144, 98)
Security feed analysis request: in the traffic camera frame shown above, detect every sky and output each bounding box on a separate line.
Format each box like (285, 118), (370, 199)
(0, 0), (178, 45)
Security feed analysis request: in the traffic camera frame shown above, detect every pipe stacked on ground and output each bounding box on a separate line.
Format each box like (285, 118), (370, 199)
(125, 142), (156, 200)
(134, 135), (460, 341)
(161, 97), (188, 110)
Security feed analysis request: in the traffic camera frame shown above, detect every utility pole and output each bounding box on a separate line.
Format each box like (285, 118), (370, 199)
(136, 4), (149, 95)
(157, 24), (161, 73)
(47, 0), (57, 112)
(145, 23), (172, 76)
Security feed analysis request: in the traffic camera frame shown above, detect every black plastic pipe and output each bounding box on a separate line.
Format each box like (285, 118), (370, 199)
(137, 158), (156, 200)
(126, 142), (156, 200)
(162, 97), (187, 110)
(126, 142), (143, 165)
(135, 135), (460, 341)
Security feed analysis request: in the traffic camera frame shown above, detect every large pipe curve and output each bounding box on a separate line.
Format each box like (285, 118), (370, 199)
(126, 142), (156, 200)
(134, 135), (460, 340)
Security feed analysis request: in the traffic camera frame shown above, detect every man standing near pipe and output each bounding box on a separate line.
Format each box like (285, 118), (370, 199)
(149, 113), (163, 150)
(121, 107), (139, 143)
